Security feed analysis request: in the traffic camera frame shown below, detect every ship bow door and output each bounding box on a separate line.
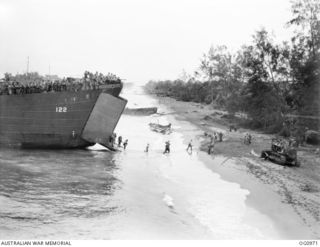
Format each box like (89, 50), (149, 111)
(81, 93), (127, 149)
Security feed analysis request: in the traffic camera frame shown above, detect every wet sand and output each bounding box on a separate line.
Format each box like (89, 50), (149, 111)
(155, 96), (320, 239)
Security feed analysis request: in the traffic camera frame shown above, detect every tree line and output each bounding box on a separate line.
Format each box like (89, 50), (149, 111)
(145, 0), (320, 135)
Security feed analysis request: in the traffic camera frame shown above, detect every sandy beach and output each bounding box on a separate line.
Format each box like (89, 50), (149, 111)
(156, 96), (320, 239)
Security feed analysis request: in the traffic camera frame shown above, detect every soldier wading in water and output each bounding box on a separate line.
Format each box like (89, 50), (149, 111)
(163, 141), (170, 154)
(145, 143), (150, 153)
(186, 140), (193, 153)
(118, 136), (122, 147)
(123, 139), (128, 150)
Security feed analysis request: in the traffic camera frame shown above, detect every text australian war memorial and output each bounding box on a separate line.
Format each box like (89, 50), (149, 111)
(0, 71), (127, 149)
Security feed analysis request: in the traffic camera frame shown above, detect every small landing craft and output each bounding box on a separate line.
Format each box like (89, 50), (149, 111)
(149, 122), (172, 134)
(124, 107), (157, 116)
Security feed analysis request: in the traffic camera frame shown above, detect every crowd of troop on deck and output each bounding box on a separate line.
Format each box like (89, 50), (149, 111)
(0, 71), (122, 95)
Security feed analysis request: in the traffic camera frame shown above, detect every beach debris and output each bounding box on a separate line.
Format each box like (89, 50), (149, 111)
(305, 130), (320, 145)
(220, 157), (231, 166)
(221, 114), (235, 119)
(300, 184), (318, 193)
(251, 149), (260, 157)
(210, 111), (223, 117)
(203, 115), (213, 121)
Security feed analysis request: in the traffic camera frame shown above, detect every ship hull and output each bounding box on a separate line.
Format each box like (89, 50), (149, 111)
(0, 87), (126, 149)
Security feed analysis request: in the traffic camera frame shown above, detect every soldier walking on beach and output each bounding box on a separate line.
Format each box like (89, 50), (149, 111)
(244, 133), (252, 145)
(229, 125), (237, 132)
(163, 141), (170, 154)
(218, 132), (223, 142)
(123, 139), (128, 150)
(186, 140), (193, 153)
(208, 139), (215, 155)
(209, 134), (214, 143)
(214, 132), (218, 141)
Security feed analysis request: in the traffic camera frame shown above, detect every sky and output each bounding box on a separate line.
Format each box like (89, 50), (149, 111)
(0, 0), (294, 84)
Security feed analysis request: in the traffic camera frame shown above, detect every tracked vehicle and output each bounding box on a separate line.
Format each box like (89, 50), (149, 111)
(261, 138), (299, 167)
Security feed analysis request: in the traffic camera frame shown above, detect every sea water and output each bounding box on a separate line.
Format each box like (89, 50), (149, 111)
(0, 85), (281, 239)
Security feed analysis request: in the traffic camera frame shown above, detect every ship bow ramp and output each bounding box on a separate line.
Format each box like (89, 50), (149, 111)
(81, 93), (127, 149)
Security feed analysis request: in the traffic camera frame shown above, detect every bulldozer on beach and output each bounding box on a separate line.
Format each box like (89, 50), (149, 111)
(261, 138), (299, 167)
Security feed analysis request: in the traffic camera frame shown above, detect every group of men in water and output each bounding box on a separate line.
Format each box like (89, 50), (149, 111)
(110, 123), (256, 156)
(0, 71), (121, 95)
(108, 135), (172, 154)
(109, 133), (128, 150)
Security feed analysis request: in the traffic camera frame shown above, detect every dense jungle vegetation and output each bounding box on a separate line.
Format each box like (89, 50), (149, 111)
(145, 0), (320, 135)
